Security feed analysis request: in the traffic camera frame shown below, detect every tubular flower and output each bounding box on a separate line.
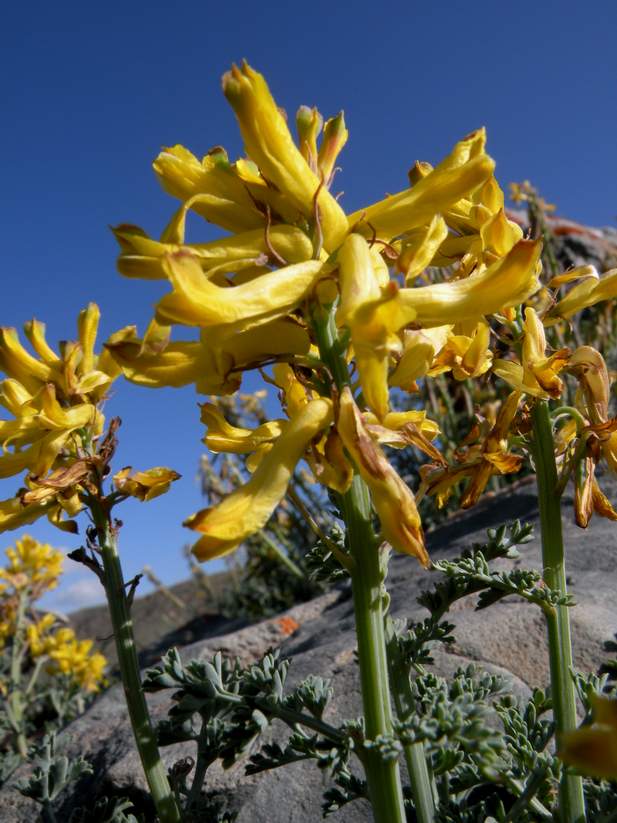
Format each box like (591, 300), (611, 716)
(545, 265), (617, 323)
(337, 388), (429, 566)
(494, 307), (570, 399)
(560, 695), (617, 780)
(186, 398), (333, 560)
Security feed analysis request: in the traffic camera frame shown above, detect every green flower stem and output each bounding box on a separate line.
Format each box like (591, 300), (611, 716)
(259, 528), (305, 579)
(91, 502), (181, 823)
(532, 400), (586, 823)
(340, 477), (406, 823)
(312, 302), (406, 822)
(385, 618), (436, 823)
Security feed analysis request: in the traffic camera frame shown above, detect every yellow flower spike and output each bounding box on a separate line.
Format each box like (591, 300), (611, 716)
(155, 251), (325, 334)
(0, 535), (63, 593)
(200, 403), (285, 453)
(318, 112), (348, 188)
(386, 239), (542, 331)
(113, 466), (181, 502)
(389, 326), (451, 391)
(348, 129), (494, 240)
(397, 215), (449, 283)
(296, 105), (323, 172)
(187, 398), (333, 560)
(153, 144), (264, 233)
(560, 695), (617, 780)
(547, 266), (617, 322)
(114, 221), (315, 281)
(337, 387), (429, 566)
(338, 233), (401, 420)
(222, 62), (348, 250)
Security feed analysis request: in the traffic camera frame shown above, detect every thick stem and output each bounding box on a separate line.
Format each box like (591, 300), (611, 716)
(532, 401), (586, 823)
(92, 503), (181, 823)
(341, 477), (406, 823)
(312, 302), (405, 822)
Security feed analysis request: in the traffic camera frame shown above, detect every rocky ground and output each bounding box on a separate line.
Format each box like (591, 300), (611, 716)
(3, 474), (617, 822)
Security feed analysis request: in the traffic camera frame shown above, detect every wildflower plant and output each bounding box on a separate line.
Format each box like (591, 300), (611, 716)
(3, 61), (617, 821)
(0, 536), (106, 783)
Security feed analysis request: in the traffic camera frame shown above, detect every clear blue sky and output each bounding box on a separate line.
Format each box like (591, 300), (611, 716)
(2, 0), (616, 612)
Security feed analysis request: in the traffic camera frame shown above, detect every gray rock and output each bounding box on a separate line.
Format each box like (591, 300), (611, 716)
(3, 477), (617, 822)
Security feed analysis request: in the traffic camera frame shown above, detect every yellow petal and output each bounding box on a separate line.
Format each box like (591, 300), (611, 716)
(560, 724), (617, 780)
(223, 63), (348, 250)
(200, 403), (284, 453)
(398, 215), (449, 282)
(386, 239), (541, 330)
(155, 251), (324, 333)
(188, 398), (333, 560)
(337, 387), (429, 565)
(114, 222), (314, 281)
(389, 326), (451, 390)
(113, 466), (181, 501)
(77, 303), (100, 375)
(349, 129), (494, 240)
(153, 145), (264, 233)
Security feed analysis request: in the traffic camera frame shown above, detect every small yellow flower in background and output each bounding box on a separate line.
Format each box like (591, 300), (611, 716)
(28, 616), (107, 692)
(0, 535), (63, 595)
(546, 265), (617, 323)
(560, 694), (617, 780)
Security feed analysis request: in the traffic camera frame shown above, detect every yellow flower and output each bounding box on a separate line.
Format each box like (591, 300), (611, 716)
(560, 694), (617, 780)
(337, 388), (429, 566)
(494, 307), (570, 399)
(546, 265), (617, 323)
(337, 233), (402, 419)
(348, 129), (495, 241)
(154, 251), (326, 336)
(222, 62), (348, 251)
(113, 221), (315, 281)
(385, 239), (542, 331)
(113, 466), (181, 501)
(0, 535), (63, 595)
(200, 403), (285, 454)
(187, 398), (333, 560)
(428, 321), (493, 381)
(106, 317), (310, 394)
(33, 622), (108, 692)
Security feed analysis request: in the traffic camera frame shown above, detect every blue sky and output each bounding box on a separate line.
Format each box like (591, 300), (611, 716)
(2, 1), (616, 612)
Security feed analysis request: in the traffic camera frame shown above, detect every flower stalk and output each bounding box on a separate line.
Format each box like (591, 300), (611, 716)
(313, 304), (406, 822)
(532, 400), (586, 823)
(90, 500), (181, 823)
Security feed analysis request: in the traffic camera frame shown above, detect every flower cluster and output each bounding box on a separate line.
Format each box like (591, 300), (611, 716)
(110, 62), (617, 566)
(27, 614), (107, 692)
(0, 305), (120, 534)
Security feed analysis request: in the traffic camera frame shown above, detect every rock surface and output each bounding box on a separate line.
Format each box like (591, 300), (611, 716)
(3, 474), (617, 822)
